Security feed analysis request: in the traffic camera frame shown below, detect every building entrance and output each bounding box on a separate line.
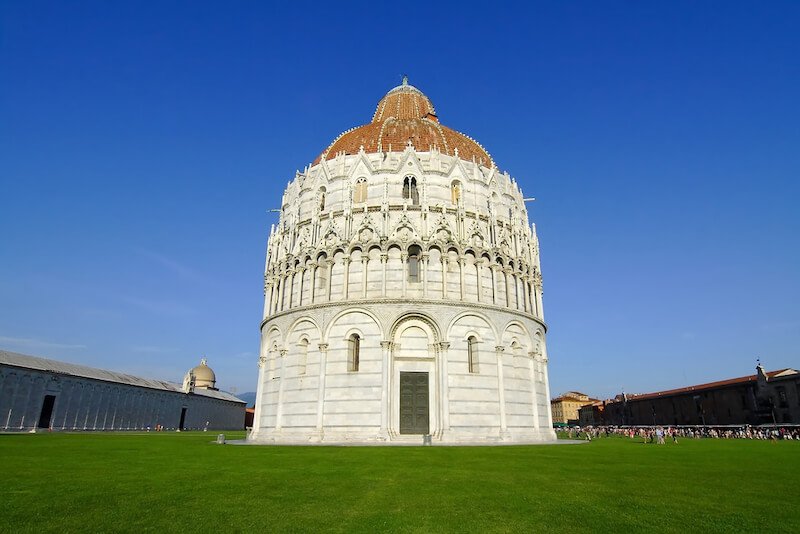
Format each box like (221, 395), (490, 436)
(399, 372), (429, 434)
(37, 395), (56, 429)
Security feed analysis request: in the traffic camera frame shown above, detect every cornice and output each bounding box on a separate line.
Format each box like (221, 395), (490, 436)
(260, 297), (547, 332)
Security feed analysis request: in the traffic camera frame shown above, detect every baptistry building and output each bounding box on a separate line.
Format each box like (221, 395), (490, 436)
(249, 79), (555, 444)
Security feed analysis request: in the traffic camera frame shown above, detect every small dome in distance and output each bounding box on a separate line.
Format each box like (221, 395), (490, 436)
(189, 358), (217, 390)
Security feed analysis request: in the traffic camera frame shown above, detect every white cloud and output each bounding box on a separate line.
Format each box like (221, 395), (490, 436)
(134, 248), (206, 282)
(131, 345), (179, 354)
(0, 335), (86, 350)
(122, 296), (196, 316)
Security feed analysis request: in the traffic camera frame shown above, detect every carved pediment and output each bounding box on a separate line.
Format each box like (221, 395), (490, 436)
(321, 220), (343, 248)
(390, 212), (420, 244)
(468, 220), (485, 248)
(292, 227), (311, 255)
(427, 213), (455, 245)
(353, 212), (379, 245)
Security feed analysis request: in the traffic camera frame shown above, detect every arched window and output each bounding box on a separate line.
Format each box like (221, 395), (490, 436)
(298, 338), (309, 375)
(467, 336), (478, 373)
(348, 333), (360, 372)
(451, 180), (462, 205)
(318, 187), (326, 212)
(407, 245), (421, 283)
(353, 178), (367, 203)
(403, 176), (419, 205)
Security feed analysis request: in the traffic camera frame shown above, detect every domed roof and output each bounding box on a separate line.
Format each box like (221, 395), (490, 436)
(314, 78), (494, 167)
(190, 358), (216, 388)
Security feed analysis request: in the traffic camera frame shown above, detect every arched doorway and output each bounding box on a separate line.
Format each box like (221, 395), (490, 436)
(389, 315), (441, 438)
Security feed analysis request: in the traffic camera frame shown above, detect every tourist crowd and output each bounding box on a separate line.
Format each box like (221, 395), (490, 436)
(563, 425), (800, 442)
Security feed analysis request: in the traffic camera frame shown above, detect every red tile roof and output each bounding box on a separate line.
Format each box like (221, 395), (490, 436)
(313, 81), (494, 167)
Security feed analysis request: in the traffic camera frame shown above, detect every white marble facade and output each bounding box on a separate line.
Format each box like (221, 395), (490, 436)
(249, 81), (556, 444)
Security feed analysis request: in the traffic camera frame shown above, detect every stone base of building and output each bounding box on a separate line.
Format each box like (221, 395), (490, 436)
(246, 428), (557, 446)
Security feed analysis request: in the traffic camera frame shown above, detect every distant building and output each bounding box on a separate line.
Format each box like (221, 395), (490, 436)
(244, 407), (255, 429)
(603, 364), (800, 426)
(578, 400), (605, 426)
(0, 350), (246, 431)
(551, 391), (597, 425)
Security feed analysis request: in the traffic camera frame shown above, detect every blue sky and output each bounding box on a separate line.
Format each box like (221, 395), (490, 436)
(1, 1), (798, 397)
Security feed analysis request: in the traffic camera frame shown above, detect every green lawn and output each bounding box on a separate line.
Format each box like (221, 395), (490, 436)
(0, 432), (797, 533)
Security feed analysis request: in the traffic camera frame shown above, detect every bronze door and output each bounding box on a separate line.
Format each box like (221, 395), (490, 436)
(400, 372), (429, 434)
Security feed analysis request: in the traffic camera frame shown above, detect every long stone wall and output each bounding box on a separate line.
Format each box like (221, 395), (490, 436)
(0, 365), (245, 431)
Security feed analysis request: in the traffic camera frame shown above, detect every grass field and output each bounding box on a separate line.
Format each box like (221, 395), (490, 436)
(1, 432), (797, 533)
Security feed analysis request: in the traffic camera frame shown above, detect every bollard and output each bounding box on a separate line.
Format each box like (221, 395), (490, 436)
(216, 433), (226, 444)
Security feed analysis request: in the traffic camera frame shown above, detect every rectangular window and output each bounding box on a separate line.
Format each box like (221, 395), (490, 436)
(348, 335), (360, 372)
(778, 387), (788, 408)
(354, 180), (367, 203)
(467, 337), (478, 373)
(408, 256), (419, 282)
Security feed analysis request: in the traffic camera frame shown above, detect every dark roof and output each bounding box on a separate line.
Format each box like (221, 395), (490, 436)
(624, 369), (797, 402)
(0, 349), (245, 404)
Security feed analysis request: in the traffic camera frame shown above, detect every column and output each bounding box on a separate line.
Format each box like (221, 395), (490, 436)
(342, 256), (350, 300)
(287, 270), (296, 309)
(309, 264), (317, 304)
(512, 272), (520, 309)
(275, 349), (288, 430)
(380, 253), (388, 297)
(297, 268), (306, 307)
(495, 345), (508, 437)
(361, 255), (369, 298)
(438, 342), (451, 434)
(490, 265), (499, 305)
(265, 280), (274, 316)
(524, 278), (533, 314)
(250, 355), (268, 439)
(401, 253), (408, 298)
(421, 253), (429, 298)
(276, 272), (286, 312)
(267, 276), (275, 314)
(541, 348), (553, 427)
(379, 341), (392, 439)
(326, 260), (334, 301)
(534, 275), (544, 320)
(441, 255), (448, 299)
(458, 257), (466, 301)
(475, 260), (483, 302)
(528, 351), (540, 431)
(503, 268), (511, 308)
(315, 344), (329, 437)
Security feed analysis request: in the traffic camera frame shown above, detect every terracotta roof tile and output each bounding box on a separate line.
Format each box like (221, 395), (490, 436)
(313, 81), (493, 167)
